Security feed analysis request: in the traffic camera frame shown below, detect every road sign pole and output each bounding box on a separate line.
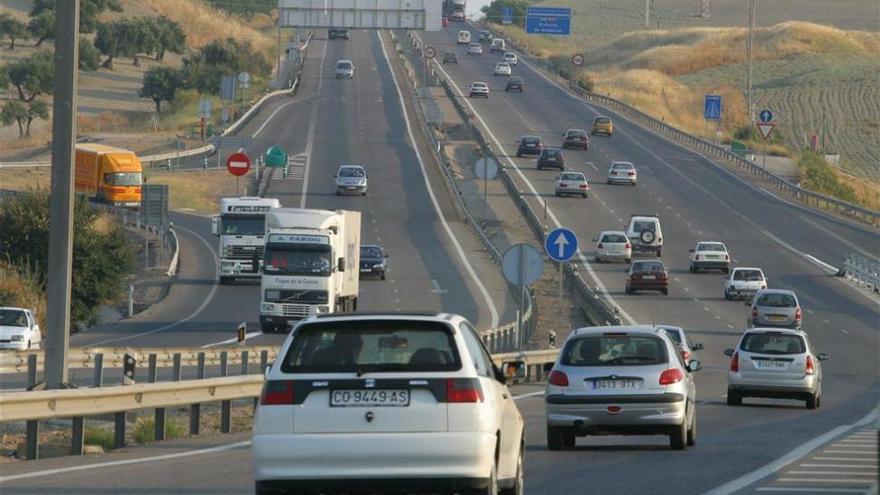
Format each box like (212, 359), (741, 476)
(558, 261), (563, 315)
(483, 174), (488, 222)
(44, 0), (79, 390)
(519, 244), (526, 352)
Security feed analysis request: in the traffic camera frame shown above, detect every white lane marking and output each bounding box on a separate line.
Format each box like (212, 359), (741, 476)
(0, 441), (252, 483)
(378, 31), (499, 328)
(777, 478), (876, 483)
(430, 279), (450, 294)
(513, 391), (545, 400)
(756, 489), (872, 493)
(788, 471), (877, 476)
(589, 163), (599, 172)
(89, 226), (220, 346)
(800, 463), (878, 468)
(814, 457), (878, 462)
(201, 331), (263, 348)
(727, 324), (734, 329)
(824, 450), (878, 454)
(425, 34), (635, 325)
(701, 406), (879, 495)
(804, 254), (840, 274)
(298, 40), (329, 208)
(683, 287), (690, 292)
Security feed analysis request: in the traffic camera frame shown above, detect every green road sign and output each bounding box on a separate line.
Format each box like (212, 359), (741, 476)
(731, 140), (748, 157)
(265, 146), (288, 168)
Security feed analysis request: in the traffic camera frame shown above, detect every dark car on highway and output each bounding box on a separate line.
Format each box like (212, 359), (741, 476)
(516, 135), (543, 157)
(626, 260), (669, 295)
(537, 148), (566, 170)
(359, 245), (388, 280)
(442, 52), (458, 64)
(328, 28), (349, 40)
(505, 76), (524, 92)
(562, 128), (590, 150)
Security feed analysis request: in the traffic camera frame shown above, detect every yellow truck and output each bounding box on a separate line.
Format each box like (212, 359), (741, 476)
(75, 144), (143, 207)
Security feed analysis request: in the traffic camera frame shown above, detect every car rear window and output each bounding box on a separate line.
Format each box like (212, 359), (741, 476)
(561, 173), (583, 181)
(562, 335), (668, 366)
(632, 220), (656, 232)
(734, 270), (764, 281)
(633, 261), (664, 272)
(281, 320), (462, 373)
(595, 117), (611, 124)
(601, 233), (627, 243)
(698, 243), (725, 252)
(613, 163), (633, 170)
(567, 130), (586, 137)
(741, 333), (805, 355)
(522, 136), (539, 144)
(756, 293), (797, 307)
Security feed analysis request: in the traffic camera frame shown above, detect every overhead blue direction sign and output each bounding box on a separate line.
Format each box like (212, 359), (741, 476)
(704, 95), (722, 121)
(544, 227), (578, 262)
(525, 7), (571, 35)
(501, 6), (513, 25)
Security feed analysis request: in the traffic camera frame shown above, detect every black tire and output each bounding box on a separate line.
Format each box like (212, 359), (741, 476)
(625, 258), (632, 264)
(27, 340), (32, 350)
(469, 460), (498, 495)
(806, 391), (819, 410)
(727, 390), (742, 406)
(625, 286), (633, 295)
(689, 264), (696, 273)
(724, 267), (730, 274)
(261, 323), (275, 334)
(516, 152), (521, 157)
(380, 274), (386, 281)
(500, 446), (524, 495)
(669, 417), (687, 450)
(724, 289), (731, 300)
(582, 193), (588, 198)
(662, 288), (669, 295)
(686, 406), (696, 446)
(640, 230), (655, 244)
(547, 426), (574, 451)
(255, 481), (277, 495)
(657, 248), (662, 257)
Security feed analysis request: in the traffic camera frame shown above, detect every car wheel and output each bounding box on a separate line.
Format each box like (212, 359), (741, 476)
(255, 481), (278, 495)
(361, 192), (367, 196)
(381, 273), (386, 280)
(656, 248), (662, 257)
(727, 390), (742, 406)
(806, 391), (819, 410)
(218, 276), (229, 285)
(662, 288), (669, 295)
(260, 323), (275, 334)
(470, 460), (499, 495)
(547, 426), (574, 451)
(686, 406), (697, 446)
(724, 289), (731, 300)
(583, 193), (588, 198)
(500, 445), (524, 495)
(625, 286), (633, 295)
(516, 152), (521, 157)
(595, 256), (602, 263)
(724, 267), (730, 274)
(689, 264), (696, 273)
(631, 181), (637, 186)
(669, 416), (687, 450)
(625, 258), (632, 264)
(27, 340), (32, 350)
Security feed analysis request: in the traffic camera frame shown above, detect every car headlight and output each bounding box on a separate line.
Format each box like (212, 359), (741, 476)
(261, 303), (275, 312)
(316, 305), (330, 314)
(373, 263), (385, 269)
(10, 335), (25, 341)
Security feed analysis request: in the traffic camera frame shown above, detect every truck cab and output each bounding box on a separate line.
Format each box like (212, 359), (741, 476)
(212, 197), (281, 284)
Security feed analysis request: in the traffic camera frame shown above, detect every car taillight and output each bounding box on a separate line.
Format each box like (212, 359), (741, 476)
(659, 272), (668, 280)
(579, 184), (588, 189)
(659, 368), (684, 385)
(628, 172), (635, 176)
(805, 355), (815, 375)
(260, 380), (295, 405)
(597, 243), (603, 249)
(730, 352), (739, 372)
(751, 307), (758, 319)
(795, 308), (802, 321)
(624, 243), (631, 249)
(447, 378), (484, 403)
(548, 370), (569, 386)
(559, 183), (567, 187)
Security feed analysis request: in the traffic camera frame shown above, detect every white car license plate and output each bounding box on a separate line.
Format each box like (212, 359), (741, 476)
(768, 315), (786, 321)
(346, 186), (357, 190)
(754, 360), (786, 369)
(330, 389), (410, 407)
(642, 275), (656, 280)
(360, 268), (371, 272)
(591, 379), (640, 390)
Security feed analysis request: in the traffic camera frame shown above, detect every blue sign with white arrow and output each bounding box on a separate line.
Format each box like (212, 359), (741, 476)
(759, 109), (773, 123)
(704, 95), (722, 121)
(545, 227), (578, 263)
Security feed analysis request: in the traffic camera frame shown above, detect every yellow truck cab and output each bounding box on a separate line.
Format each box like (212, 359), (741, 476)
(75, 144), (143, 207)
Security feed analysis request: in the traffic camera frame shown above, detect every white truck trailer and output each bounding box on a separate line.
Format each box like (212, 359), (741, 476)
(259, 208), (361, 333)
(212, 197), (282, 284)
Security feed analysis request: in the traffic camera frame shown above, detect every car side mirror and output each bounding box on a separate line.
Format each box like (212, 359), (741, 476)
(691, 342), (704, 351)
(500, 361), (526, 382)
(337, 258), (345, 272)
(688, 248), (695, 252)
(211, 216), (220, 236)
(687, 359), (702, 372)
(542, 362), (554, 373)
(723, 348), (734, 357)
(817, 353), (829, 361)
(384, 254), (389, 258)
(744, 301), (751, 306)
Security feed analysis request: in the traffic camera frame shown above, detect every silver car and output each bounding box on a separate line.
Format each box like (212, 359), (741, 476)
(655, 325), (703, 363)
(334, 165), (367, 195)
(725, 328), (827, 409)
(545, 326), (700, 451)
(607, 161), (637, 185)
(335, 59), (355, 79)
(748, 289), (802, 329)
(724, 267), (767, 300)
(555, 172), (589, 198)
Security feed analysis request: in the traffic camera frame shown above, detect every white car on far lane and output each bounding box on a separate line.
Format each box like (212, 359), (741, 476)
(494, 62), (512, 76)
(469, 81), (490, 98)
(723, 267), (767, 300)
(0, 307), (41, 350)
(689, 241), (730, 273)
(501, 52), (518, 65)
(593, 230), (632, 263)
(467, 42), (483, 55)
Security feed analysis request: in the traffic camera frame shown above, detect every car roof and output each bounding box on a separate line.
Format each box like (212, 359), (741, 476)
(572, 325), (668, 338)
(566, 128), (587, 133)
(338, 164), (364, 169)
(0, 307), (28, 311)
(630, 215), (659, 221)
(336, 59), (352, 63)
(560, 171), (585, 177)
(733, 267), (763, 272)
(360, 244), (383, 249)
(612, 161), (634, 166)
(309, 312), (465, 325)
(632, 259), (665, 268)
(598, 230), (627, 236)
(697, 241), (725, 245)
(755, 288), (796, 296)
(743, 327), (806, 337)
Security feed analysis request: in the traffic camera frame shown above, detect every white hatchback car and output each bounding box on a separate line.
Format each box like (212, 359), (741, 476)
(335, 59), (355, 79)
(724, 267), (767, 300)
(494, 62), (512, 76)
(468, 42), (483, 55)
(469, 81), (490, 98)
(501, 52), (518, 65)
(689, 241), (730, 273)
(0, 307), (41, 350)
(253, 313), (526, 495)
(594, 230), (632, 263)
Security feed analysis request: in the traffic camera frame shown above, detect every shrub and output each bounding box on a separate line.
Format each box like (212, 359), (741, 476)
(578, 75), (595, 92)
(797, 150), (858, 203)
(84, 426), (115, 450)
(132, 417), (186, 444)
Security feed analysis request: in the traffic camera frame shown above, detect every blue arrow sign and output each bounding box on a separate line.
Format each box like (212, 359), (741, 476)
(759, 109), (773, 123)
(545, 227), (578, 262)
(704, 95), (722, 121)
(525, 7), (571, 35)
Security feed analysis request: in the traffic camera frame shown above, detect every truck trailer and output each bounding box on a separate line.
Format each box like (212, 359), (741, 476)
(74, 144), (143, 207)
(212, 197), (282, 284)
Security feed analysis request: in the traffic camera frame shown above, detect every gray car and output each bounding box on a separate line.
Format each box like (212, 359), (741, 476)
(545, 326), (700, 450)
(555, 172), (589, 198)
(334, 165), (367, 195)
(748, 289), (802, 329)
(725, 328), (827, 409)
(655, 325), (704, 363)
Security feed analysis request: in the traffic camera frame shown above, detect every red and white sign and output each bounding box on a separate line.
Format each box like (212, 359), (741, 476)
(226, 152), (251, 176)
(756, 122), (776, 140)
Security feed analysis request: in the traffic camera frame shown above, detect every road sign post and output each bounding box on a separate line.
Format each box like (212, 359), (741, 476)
(475, 157), (498, 222)
(227, 152), (250, 195)
(544, 228), (578, 315)
(502, 244), (543, 351)
(756, 109), (776, 170)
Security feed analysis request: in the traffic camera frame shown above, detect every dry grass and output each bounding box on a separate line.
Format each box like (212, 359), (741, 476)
(0, 166), (51, 190)
(837, 170), (880, 211)
(144, 169), (249, 213)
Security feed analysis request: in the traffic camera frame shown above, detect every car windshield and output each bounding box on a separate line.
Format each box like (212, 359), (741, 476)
(281, 320), (462, 373)
(107, 172), (143, 186)
(522, 137), (540, 144)
(734, 270), (764, 281)
(741, 333), (805, 355)
(263, 244), (332, 277)
(562, 335), (667, 366)
(339, 167), (364, 177)
(560, 173), (583, 181)
(756, 293), (797, 307)
(612, 163), (633, 170)
(698, 243), (726, 252)
(337, 62), (352, 69)
(220, 215), (264, 236)
(360, 246), (383, 258)
(601, 233), (627, 243)
(595, 117), (611, 124)
(633, 262), (664, 272)
(0, 309), (28, 327)
(567, 130), (586, 138)
(632, 220), (656, 232)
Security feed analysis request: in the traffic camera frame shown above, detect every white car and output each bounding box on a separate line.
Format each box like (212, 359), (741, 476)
(0, 307), (41, 350)
(494, 62), (512, 77)
(501, 52), (518, 65)
(593, 230), (631, 263)
(467, 42), (483, 55)
(689, 241), (730, 273)
(607, 161), (637, 185)
(253, 313), (526, 495)
(334, 164), (368, 195)
(490, 38), (505, 52)
(724, 267), (767, 300)
(555, 171), (589, 198)
(469, 81), (489, 98)
(457, 30), (471, 44)
(625, 214), (663, 257)
(335, 59), (354, 79)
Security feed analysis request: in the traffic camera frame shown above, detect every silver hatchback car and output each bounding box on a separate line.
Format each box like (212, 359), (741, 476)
(335, 164), (368, 195)
(748, 289), (802, 329)
(725, 328), (827, 409)
(545, 326), (700, 451)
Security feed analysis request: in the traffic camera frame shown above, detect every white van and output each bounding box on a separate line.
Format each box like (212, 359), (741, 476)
(490, 38), (506, 52)
(457, 30), (471, 44)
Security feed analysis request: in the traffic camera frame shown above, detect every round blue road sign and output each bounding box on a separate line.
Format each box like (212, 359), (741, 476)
(759, 109), (773, 123)
(545, 227), (578, 263)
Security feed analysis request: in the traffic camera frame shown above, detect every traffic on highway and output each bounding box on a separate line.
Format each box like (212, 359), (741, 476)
(0, 2), (877, 495)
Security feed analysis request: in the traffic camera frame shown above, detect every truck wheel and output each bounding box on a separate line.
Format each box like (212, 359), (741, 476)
(219, 277), (229, 285)
(261, 323), (274, 334)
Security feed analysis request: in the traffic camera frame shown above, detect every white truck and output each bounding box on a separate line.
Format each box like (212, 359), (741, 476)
(212, 197), (282, 284)
(259, 208), (361, 333)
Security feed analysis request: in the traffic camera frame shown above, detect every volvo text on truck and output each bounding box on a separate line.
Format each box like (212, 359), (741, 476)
(212, 197), (282, 284)
(74, 144), (143, 207)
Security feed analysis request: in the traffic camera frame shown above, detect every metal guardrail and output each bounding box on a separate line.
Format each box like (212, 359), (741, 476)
(477, 23), (880, 227)
(842, 252), (880, 293)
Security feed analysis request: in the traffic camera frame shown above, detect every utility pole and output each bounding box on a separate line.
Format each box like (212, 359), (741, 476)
(645, 0), (651, 27)
(746, 0), (756, 124)
(45, 0), (79, 390)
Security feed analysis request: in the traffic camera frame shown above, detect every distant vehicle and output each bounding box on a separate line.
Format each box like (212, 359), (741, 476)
(593, 230), (631, 264)
(75, 144), (143, 207)
(626, 259), (669, 295)
(545, 325), (700, 450)
(493, 62), (512, 77)
(689, 241), (730, 273)
(253, 312), (526, 494)
(259, 208), (361, 331)
(0, 307), (41, 350)
(607, 161), (637, 186)
(537, 148), (565, 170)
(469, 81), (489, 98)
(479, 31), (493, 42)
(626, 214), (663, 257)
(724, 267), (767, 300)
(725, 327), (827, 409)
(501, 52), (518, 65)
(748, 289), (802, 329)
(505, 76), (524, 92)
(442, 52), (458, 64)
(591, 115), (614, 136)
(457, 30), (471, 44)
(359, 244), (388, 280)
(555, 171), (589, 198)
(516, 135), (543, 157)
(212, 197), (282, 284)
(334, 165), (368, 196)
(467, 42), (483, 55)
(561, 128), (590, 150)
(490, 38), (506, 52)
(335, 59), (355, 79)
(449, 9), (465, 21)
(655, 325), (704, 363)
(328, 28), (349, 40)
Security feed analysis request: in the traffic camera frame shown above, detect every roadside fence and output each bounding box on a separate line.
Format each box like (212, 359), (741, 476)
(841, 252), (880, 294)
